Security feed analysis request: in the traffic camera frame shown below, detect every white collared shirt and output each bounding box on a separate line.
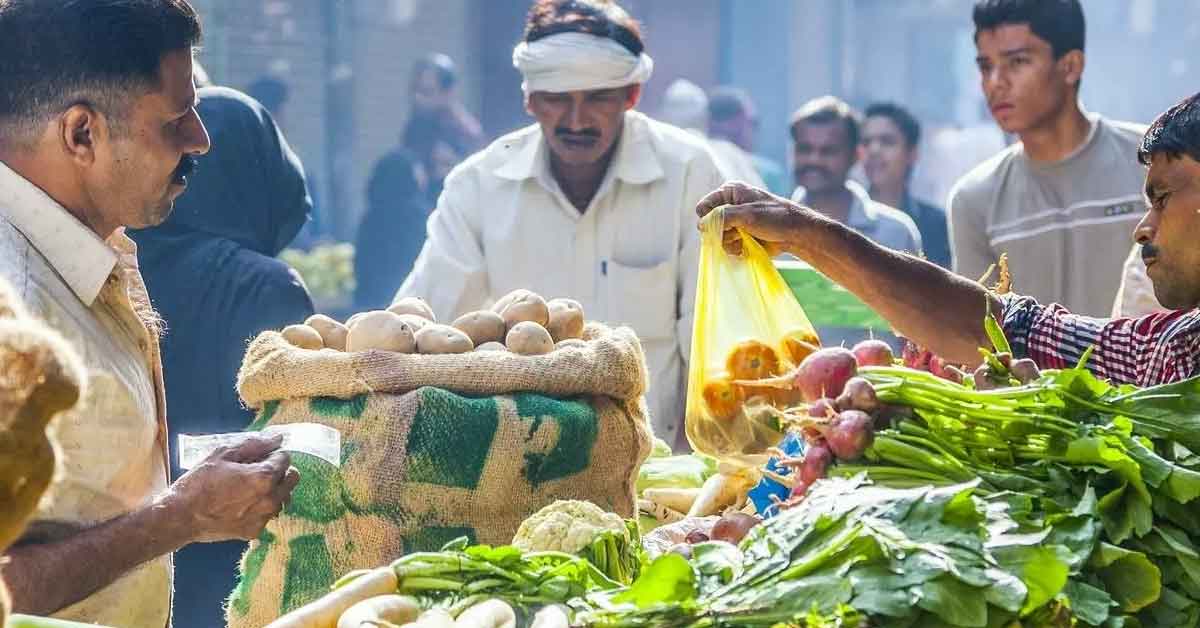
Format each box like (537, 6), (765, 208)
(0, 159), (171, 627)
(398, 111), (725, 448)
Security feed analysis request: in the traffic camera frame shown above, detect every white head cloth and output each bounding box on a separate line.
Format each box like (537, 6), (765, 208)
(513, 32), (654, 94)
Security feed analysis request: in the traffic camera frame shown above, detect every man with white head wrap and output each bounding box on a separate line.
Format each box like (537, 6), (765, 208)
(397, 0), (726, 451)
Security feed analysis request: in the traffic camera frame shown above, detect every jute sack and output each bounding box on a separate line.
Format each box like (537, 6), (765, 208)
(226, 322), (654, 628)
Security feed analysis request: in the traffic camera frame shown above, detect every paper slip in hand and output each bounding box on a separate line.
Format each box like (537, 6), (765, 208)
(177, 423), (341, 469)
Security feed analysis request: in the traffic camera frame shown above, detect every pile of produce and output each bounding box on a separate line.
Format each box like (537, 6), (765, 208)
(279, 290), (587, 356)
(732, 321), (1200, 626)
(265, 501), (637, 628)
(281, 243), (356, 303)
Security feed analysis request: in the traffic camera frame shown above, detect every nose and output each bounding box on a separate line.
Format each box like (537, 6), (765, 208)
(187, 108), (212, 156)
(1134, 211), (1158, 245)
(564, 96), (587, 132)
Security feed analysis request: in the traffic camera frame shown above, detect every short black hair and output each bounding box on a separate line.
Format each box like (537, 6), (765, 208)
(413, 53), (458, 90)
(0, 0), (202, 146)
(1139, 93), (1200, 166)
(524, 0), (644, 57)
(790, 96), (860, 149)
(708, 87), (753, 123)
(864, 102), (921, 148)
(973, 0), (1084, 58)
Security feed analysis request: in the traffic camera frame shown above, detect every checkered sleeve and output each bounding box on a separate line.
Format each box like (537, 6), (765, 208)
(999, 293), (1200, 386)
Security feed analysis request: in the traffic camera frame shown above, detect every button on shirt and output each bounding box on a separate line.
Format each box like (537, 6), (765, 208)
(397, 111), (726, 449)
(0, 160), (171, 627)
(791, 180), (924, 254)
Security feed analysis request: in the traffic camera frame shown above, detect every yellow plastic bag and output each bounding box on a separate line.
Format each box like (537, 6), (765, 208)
(685, 208), (820, 464)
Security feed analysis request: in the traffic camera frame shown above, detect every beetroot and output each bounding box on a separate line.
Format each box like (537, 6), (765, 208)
(711, 512), (761, 544)
(901, 339), (933, 371)
(973, 364), (1001, 391)
(684, 530), (710, 545)
(824, 410), (875, 461)
(808, 397), (838, 419)
(929, 356), (963, 383)
(795, 347), (858, 402)
(852, 339), (895, 367)
(800, 441), (834, 486)
(835, 377), (879, 413)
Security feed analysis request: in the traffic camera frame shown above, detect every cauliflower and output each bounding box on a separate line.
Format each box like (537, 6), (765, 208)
(512, 500), (625, 554)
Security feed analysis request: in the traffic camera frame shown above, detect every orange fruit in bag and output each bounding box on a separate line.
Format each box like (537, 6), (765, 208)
(725, 340), (782, 381)
(702, 376), (745, 421)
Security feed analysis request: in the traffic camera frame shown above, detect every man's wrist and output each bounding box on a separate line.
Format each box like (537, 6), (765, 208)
(146, 488), (197, 552)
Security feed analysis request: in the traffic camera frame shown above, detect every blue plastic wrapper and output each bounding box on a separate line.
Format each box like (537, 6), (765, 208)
(749, 431), (805, 518)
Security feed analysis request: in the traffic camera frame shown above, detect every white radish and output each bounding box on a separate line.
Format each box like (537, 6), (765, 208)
(642, 487), (701, 514)
(265, 567), (398, 628)
(337, 594), (420, 628)
(687, 471), (756, 518)
(453, 599), (516, 628)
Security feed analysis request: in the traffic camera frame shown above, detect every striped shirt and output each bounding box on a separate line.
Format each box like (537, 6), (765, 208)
(1001, 294), (1200, 386)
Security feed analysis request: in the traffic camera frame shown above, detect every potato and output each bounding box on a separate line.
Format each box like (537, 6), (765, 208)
(388, 296), (436, 322)
(305, 314), (348, 351)
(346, 311), (416, 353)
(501, 292), (549, 329)
(545, 298), (585, 341)
(281, 324), (324, 350)
(415, 324), (474, 354)
(397, 313), (431, 332)
(555, 338), (586, 350)
(491, 288), (535, 314)
(452, 310), (507, 346)
(505, 321), (554, 356)
(475, 341), (508, 352)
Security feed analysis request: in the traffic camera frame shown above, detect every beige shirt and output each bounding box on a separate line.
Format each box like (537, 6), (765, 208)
(398, 111), (725, 449)
(0, 160), (171, 627)
(949, 114), (1147, 316)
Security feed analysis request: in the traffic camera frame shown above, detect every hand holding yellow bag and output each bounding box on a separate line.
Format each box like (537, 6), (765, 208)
(685, 208), (820, 464)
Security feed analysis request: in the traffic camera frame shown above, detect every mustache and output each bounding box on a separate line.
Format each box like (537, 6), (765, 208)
(796, 166), (832, 179)
(555, 127), (600, 140)
(1141, 243), (1161, 261)
(172, 155), (198, 182)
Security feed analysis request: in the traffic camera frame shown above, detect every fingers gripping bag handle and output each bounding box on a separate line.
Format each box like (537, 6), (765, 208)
(685, 208), (820, 466)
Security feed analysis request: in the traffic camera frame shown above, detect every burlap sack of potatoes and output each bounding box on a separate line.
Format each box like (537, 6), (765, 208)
(0, 278), (84, 624)
(226, 322), (654, 628)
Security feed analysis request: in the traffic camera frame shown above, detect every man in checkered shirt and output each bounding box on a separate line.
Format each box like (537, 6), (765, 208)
(694, 92), (1200, 387)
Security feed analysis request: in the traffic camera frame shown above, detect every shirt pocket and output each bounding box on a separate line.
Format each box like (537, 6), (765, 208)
(606, 259), (676, 341)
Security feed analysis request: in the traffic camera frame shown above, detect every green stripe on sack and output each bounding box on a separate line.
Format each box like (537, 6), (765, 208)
(405, 388), (498, 488)
(403, 526), (477, 552)
(516, 393), (599, 485)
(228, 529), (276, 616)
(310, 394), (369, 419)
(281, 534), (336, 614)
(246, 400), (280, 431)
(283, 453), (349, 523)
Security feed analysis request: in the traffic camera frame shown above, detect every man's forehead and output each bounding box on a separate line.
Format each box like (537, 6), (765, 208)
(1148, 154), (1200, 187)
(794, 120), (850, 143)
(975, 23), (1051, 55)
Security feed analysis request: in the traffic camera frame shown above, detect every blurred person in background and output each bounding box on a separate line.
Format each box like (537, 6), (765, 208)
(406, 53), (484, 160)
(861, 102), (950, 268)
(790, 96), (922, 254)
(246, 75), (289, 124)
(398, 0), (725, 450)
(708, 86), (790, 196)
(658, 78), (764, 188)
(128, 86), (314, 628)
(949, 0), (1148, 315)
(1113, 244), (1165, 318)
(355, 145), (428, 311)
(0, 2), (297, 625)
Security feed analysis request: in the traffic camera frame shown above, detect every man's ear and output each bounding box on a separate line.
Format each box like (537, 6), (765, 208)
(60, 104), (102, 166)
(1059, 50), (1085, 88)
(624, 84), (643, 111)
(523, 91), (534, 117)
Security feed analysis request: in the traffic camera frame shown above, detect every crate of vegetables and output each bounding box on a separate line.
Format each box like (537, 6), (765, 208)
(226, 291), (654, 628)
